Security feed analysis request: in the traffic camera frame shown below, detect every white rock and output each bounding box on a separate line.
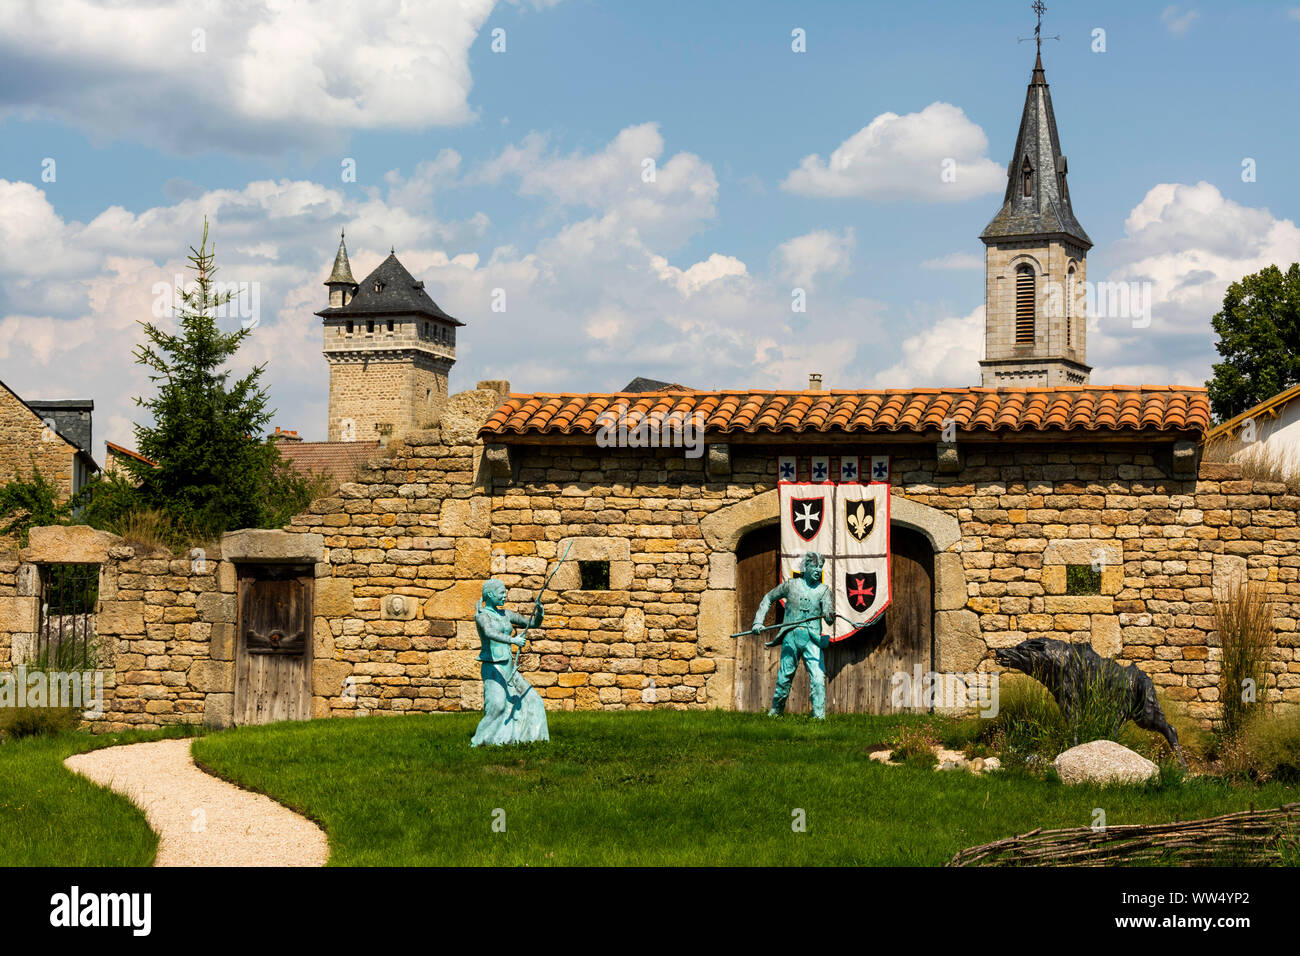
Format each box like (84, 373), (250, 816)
(1053, 740), (1159, 786)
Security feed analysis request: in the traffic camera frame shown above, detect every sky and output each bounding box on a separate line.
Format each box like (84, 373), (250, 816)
(0, 0), (1298, 451)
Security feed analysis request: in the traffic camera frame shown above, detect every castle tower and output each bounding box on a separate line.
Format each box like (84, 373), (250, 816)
(979, 51), (1092, 387)
(316, 236), (464, 443)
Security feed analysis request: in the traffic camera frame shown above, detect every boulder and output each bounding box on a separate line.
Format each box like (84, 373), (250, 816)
(1053, 740), (1159, 786)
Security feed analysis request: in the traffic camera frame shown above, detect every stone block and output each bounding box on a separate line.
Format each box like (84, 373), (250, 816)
(708, 552), (736, 590)
(0, 596), (37, 635)
(697, 589), (737, 657)
(202, 693), (234, 729)
(456, 538), (493, 578)
(550, 537), (633, 591)
(196, 592), (236, 624)
(1044, 596), (1115, 614)
(439, 387), (503, 446)
(1091, 615), (1122, 657)
(188, 660), (233, 694)
(706, 443), (730, 479)
(933, 553), (967, 611)
(934, 609), (984, 672)
(439, 497), (491, 537)
(210, 623), (235, 661)
(314, 577), (354, 617)
(97, 600), (144, 635)
(220, 529), (324, 563)
(424, 580), (486, 620)
(312, 659), (352, 696)
(22, 525), (122, 564)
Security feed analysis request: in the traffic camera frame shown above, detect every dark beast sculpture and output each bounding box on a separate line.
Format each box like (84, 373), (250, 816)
(994, 638), (1185, 767)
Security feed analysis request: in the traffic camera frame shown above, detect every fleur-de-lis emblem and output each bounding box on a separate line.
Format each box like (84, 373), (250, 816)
(846, 500), (875, 541)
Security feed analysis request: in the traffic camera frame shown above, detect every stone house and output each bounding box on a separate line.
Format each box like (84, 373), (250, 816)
(0, 380), (98, 502)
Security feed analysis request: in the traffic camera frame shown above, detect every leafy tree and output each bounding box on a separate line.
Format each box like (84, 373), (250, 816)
(126, 220), (297, 538)
(1207, 263), (1300, 421)
(0, 462), (67, 545)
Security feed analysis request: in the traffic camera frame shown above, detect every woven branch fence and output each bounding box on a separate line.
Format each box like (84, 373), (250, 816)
(947, 802), (1300, 867)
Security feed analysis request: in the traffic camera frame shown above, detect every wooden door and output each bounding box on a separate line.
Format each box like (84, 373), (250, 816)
(234, 564), (312, 725)
(733, 525), (933, 714)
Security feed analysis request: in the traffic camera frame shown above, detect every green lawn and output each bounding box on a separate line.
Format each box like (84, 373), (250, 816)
(191, 711), (1299, 866)
(0, 724), (201, 866)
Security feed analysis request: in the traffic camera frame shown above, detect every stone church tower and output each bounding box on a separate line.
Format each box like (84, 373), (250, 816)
(979, 52), (1092, 387)
(316, 233), (464, 442)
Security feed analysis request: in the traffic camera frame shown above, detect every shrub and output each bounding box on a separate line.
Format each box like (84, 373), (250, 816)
(0, 705), (83, 741)
(982, 674), (1068, 764)
(1227, 709), (1300, 783)
(0, 465), (65, 545)
(889, 723), (939, 767)
(1215, 579), (1275, 739)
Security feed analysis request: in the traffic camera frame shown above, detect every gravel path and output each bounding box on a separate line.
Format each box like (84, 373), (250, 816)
(65, 738), (328, 867)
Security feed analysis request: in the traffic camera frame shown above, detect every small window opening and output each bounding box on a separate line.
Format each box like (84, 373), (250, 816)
(345, 320), (354, 334)
(1066, 565), (1102, 596)
(386, 319), (394, 332)
(366, 320), (374, 334)
(37, 563), (99, 670)
(579, 561), (610, 591)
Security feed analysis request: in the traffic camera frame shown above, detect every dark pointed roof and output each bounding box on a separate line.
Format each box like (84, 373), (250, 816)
(316, 251), (464, 325)
(981, 53), (1091, 248)
(325, 232), (355, 285)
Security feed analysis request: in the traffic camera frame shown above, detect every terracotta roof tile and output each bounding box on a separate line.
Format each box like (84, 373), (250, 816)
(279, 441), (382, 481)
(480, 386), (1211, 439)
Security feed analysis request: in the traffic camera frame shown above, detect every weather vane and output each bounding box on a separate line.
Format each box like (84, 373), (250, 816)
(1019, 0), (1060, 54)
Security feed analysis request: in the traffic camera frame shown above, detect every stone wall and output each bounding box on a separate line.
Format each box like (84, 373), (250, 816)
(2, 389), (1298, 730)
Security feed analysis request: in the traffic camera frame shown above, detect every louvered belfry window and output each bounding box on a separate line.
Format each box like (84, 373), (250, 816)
(1015, 265), (1036, 344)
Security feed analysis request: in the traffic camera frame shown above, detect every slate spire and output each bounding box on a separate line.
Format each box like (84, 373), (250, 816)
(980, 53), (1091, 249)
(326, 229), (355, 285)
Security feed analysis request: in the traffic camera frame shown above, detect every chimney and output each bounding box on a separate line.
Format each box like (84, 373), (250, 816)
(808, 373), (823, 390)
(273, 427), (302, 443)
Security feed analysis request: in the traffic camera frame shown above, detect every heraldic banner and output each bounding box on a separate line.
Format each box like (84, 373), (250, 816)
(778, 480), (891, 641)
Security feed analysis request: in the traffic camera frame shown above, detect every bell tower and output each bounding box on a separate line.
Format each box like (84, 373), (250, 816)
(316, 235), (463, 443)
(979, 9), (1092, 387)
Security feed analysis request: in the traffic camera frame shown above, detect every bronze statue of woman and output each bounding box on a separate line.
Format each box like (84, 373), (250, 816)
(470, 579), (549, 747)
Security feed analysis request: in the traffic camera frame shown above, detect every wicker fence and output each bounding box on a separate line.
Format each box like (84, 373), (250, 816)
(947, 803), (1300, 867)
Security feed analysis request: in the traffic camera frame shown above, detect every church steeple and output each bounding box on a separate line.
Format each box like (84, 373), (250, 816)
(980, 52), (1090, 248)
(978, 33), (1093, 389)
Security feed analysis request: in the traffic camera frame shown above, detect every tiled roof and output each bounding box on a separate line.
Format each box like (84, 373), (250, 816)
(316, 252), (463, 325)
(278, 441), (382, 481)
(481, 386), (1211, 439)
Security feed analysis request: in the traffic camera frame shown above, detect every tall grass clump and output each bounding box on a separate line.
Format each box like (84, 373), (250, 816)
(1215, 579), (1275, 739)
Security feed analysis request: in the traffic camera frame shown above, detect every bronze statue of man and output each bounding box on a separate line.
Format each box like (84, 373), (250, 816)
(751, 551), (835, 718)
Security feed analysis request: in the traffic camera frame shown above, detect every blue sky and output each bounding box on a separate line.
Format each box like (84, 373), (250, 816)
(1, 0), (1297, 449)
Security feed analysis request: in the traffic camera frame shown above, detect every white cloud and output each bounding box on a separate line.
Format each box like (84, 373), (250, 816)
(478, 123), (717, 245)
(1090, 181), (1300, 384)
(1161, 5), (1200, 35)
(0, 0), (537, 154)
(772, 229), (855, 290)
(871, 307), (985, 388)
(781, 103), (1003, 202)
(921, 251), (984, 271)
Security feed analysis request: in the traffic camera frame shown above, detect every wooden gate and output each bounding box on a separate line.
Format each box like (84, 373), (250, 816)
(734, 524), (933, 714)
(234, 564), (312, 725)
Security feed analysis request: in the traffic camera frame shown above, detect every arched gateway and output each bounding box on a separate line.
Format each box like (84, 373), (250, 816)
(699, 489), (970, 714)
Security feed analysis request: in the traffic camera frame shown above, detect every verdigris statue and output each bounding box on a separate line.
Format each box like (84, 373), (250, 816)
(470, 579), (548, 747)
(994, 638), (1185, 766)
(750, 551), (835, 719)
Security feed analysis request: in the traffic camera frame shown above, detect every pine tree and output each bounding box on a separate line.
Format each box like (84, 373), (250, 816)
(128, 219), (281, 536)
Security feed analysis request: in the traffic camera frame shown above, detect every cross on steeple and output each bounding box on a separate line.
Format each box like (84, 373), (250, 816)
(1019, 0), (1059, 56)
